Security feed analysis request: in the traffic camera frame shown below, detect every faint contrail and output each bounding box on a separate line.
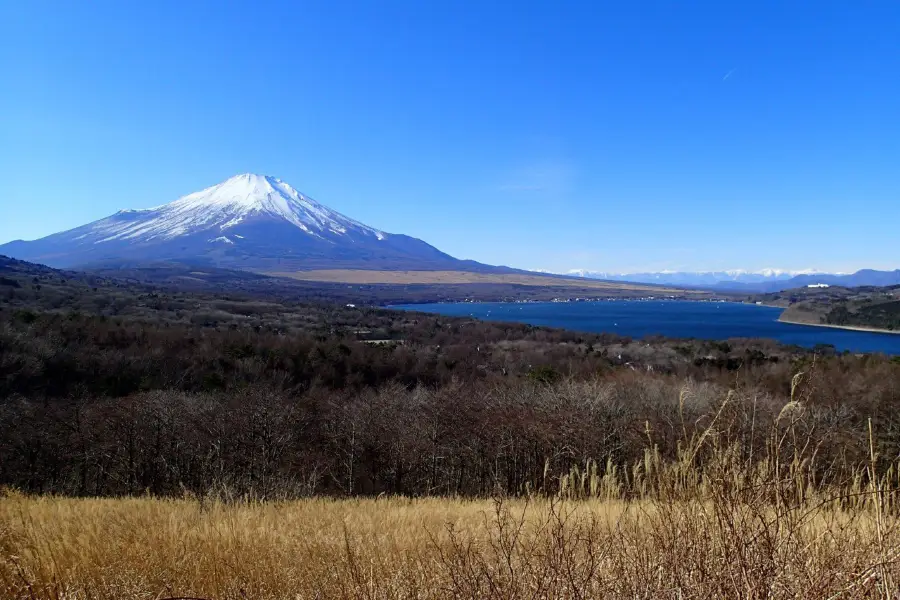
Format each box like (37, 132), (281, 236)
(722, 68), (736, 81)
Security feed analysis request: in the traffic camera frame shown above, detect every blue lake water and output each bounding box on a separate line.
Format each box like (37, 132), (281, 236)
(392, 301), (900, 355)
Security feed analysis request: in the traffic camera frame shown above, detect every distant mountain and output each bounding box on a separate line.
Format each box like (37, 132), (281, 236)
(562, 269), (822, 287)
(559, 269), (900, 292)
(0, 174), (505, 273)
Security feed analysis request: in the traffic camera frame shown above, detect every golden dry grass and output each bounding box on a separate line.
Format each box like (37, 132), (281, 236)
(2, 488), (899, 599)
(265, 269), (691, 292)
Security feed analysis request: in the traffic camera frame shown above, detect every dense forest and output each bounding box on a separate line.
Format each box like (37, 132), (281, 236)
(2, 256), (900, 498)
(825, 297), (900, 330)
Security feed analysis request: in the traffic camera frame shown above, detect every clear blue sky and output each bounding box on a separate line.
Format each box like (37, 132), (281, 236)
(2, 1), (899, 273)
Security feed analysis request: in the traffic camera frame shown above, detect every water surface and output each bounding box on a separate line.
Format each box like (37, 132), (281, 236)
(392, 301), (900, 355)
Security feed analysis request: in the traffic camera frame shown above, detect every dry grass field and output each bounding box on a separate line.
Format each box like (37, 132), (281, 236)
(2, 493), (897, 599)
(266, 269), (690, 292)
(4, 431), (900, 600)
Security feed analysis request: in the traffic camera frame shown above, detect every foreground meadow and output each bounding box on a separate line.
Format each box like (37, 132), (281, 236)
(3, 468), (899, 599)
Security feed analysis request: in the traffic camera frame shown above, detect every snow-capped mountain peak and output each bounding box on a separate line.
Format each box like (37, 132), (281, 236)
(92, 173), (386, 244)
(0, 173), (473, 270)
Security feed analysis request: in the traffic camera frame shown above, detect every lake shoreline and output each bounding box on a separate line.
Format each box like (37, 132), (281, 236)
(778, 316), (900, 336)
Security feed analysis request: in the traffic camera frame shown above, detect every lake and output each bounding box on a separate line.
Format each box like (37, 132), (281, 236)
(392, 301), (900, 355)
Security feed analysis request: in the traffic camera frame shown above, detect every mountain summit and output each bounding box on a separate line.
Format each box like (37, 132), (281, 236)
(0, 174), (482, 271)
(99, 173), (387, 244)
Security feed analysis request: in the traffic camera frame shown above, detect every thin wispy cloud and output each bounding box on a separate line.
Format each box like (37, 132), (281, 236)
(722, 68), (736, 82)
(495, 162), (576, 197)
(497, 183), (545, 192)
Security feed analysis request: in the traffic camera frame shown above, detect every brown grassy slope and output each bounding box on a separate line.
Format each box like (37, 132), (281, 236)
(779, 303), (827, 324)
(268, 268), (697, 291)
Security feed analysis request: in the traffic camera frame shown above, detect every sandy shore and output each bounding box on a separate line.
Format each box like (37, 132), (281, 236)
(778, 316), (900, 335)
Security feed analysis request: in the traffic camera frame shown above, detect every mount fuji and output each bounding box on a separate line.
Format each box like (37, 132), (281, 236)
(0, 174), (496, 272)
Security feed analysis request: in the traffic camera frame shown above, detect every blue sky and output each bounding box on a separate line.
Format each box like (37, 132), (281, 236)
(2, 0), (899, 273)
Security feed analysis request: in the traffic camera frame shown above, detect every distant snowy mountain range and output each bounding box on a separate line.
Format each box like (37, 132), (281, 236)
(0, 174), (504, 272)
(564, 269), (826, 286)
(553, 269), (900, 292)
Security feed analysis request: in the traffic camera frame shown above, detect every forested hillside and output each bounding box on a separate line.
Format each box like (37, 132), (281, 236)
(2, 256), (899, 498)
(755, 285), (900, 331)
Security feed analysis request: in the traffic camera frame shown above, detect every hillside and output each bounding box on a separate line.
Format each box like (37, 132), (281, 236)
(268, 267), (706, 292)
(3, 251), (894, 499)
(753, 285), (900, 332)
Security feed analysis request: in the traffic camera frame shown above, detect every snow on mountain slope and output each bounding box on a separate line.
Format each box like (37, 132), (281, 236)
(0, 174), (492, 272)
(86, 173), (386, 244)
